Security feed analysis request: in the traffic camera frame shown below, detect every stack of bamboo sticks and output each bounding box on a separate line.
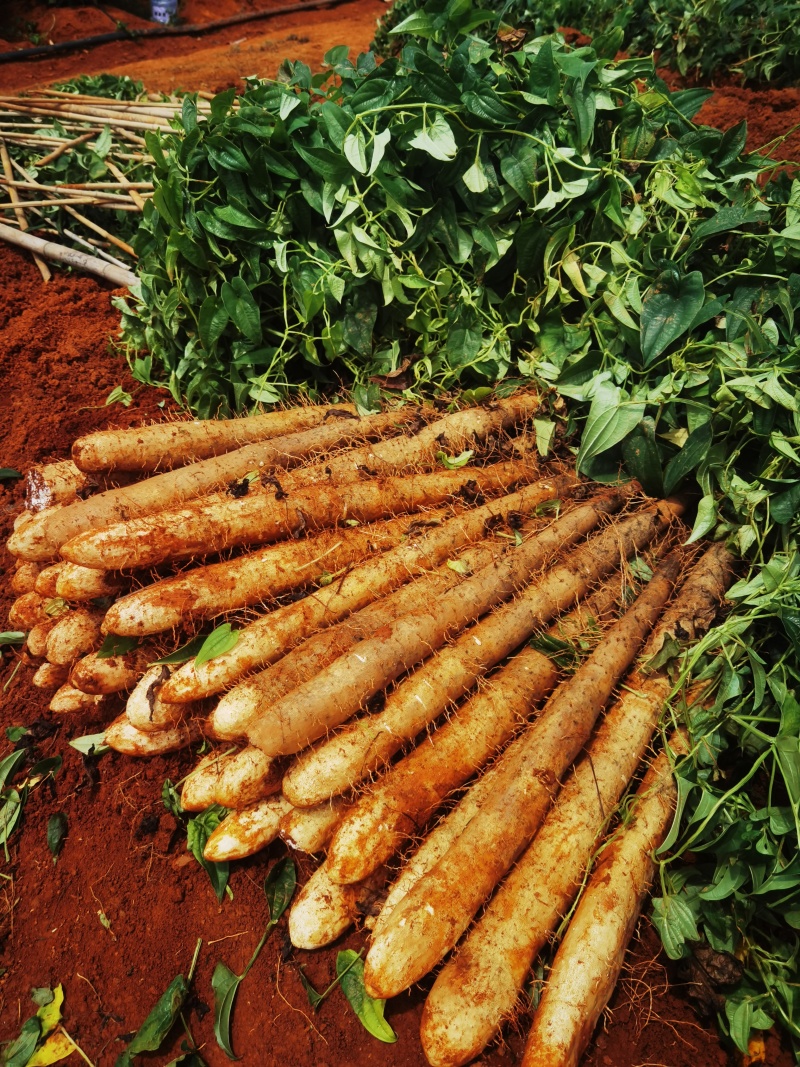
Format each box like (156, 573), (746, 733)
(4, 395), (732, 1065)
(0, 89), (209, 280)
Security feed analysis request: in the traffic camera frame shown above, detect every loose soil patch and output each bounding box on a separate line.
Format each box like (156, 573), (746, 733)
(0, 6), (799, 1065)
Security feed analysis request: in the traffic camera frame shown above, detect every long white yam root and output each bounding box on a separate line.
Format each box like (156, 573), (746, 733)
(25, 460), (91, 511)
(71, 404), (347, 472)
(288, 862), (385, 950)
(418, 549), (732, 1066)
(279, 797), (350, 854)
(45, 609), (103, 665)
(32, 662), (69, 689)
(202, 796), (292, 862)
(34, 563), (65, 597)
(213, 746), (283, 809)
(181, 750), (238, 812)
(7, 410), (411, 561)
(70, 648), (151, 695)
(324, 647), (558, 883)
(520, 742), (686, 1067)
(103, 513), (426, 637)
(162, 477), (574, 703)
(363, 555), (681, 999)
(246, 496), (623, 758)
(283, 505), (666, 806)
(292, 393), (541, 487)
(26, 620), (56, 658)
(126, 665), (189, 733)
(56, 564), (124, 601)
(49, 684), (104, 713)
(8, 591), (49, 630)
(370, 747), (516, 943)
(209, 542), (502, 740)
(62, 459), (538, 570)
(104, 714), (200, 756)
(366, 571), (661, 938)
(10, 562), (41, 595)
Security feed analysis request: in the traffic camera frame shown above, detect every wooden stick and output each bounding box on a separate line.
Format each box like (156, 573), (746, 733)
(0, 140), (50, 282)
(0, 221), (135, 286)
(61, 205), (137, 257)
(0, 178), (147, 205)
(61, 226), (133, 270)
(0, 197), (114, 210)
(0, 102), (171, 132)
(35, 130), (94, 166)
(104, 159), (146, 210)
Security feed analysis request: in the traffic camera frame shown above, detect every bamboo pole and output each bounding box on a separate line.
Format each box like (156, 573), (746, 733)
(0, 221), (136, 287)
(1, 177), (153, 190)
(61, 204), (137, 257)
(61, 226), (135, 271)
(36, 131), (95, 166)
(104, 159), (147, 210)
(0, 102), (172, 132)
(0, 178), (148, 204)
(0, 140), (50, 282)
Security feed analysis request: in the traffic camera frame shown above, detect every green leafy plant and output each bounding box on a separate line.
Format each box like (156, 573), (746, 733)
(337, 950), (397, 1043)
(212, 858), (296, 1057)
(295, 949), (396, 1042)
(161, 780), (231, 901)
(0, 985), (90, 1067)
(52, 74), (145, 101)
(118, 29), (711, 414)
(374, 0), (800, 84)
(152, 624), (239, 666)
(116, 939), (202, 1067)
(0, 751), (62, 862)
(47, 813), (68, 862)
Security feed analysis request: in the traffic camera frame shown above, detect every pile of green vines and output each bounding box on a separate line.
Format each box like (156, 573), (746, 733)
(374, 0), (800, 83)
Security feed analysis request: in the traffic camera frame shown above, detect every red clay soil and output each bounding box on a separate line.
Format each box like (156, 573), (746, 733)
(0, 5), (799, 1066)
(0, 0), (388, 94)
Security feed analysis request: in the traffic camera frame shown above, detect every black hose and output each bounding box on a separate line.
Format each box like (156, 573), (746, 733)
(0, 0), (351, 64)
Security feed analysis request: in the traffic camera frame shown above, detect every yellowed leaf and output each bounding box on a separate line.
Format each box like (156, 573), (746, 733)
(36, 984), (64, 1036)
(26, 1030), (74, 1067)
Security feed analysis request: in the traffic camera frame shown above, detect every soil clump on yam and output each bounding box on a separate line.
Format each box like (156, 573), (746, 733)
(0, 5), (799, 1064)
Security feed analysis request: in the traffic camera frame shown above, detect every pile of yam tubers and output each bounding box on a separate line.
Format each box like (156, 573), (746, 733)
(6, 393), (733, 1066)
